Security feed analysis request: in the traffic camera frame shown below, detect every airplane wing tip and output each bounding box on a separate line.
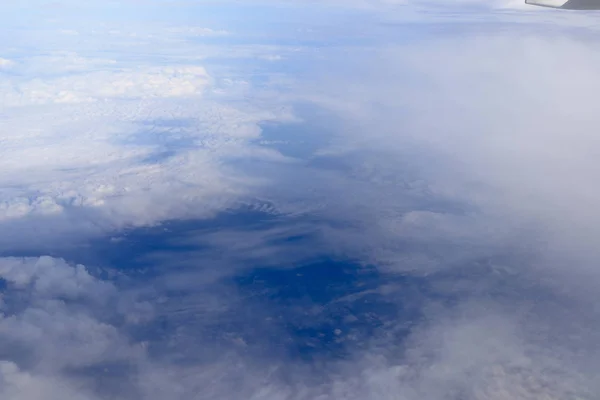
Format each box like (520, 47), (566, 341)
(525, 0), (600, 9)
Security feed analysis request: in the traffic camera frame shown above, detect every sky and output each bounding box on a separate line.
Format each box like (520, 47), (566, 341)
(1, 1), (600, 399)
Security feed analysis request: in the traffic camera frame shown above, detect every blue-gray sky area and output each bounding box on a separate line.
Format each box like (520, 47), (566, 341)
(0, 1), (599, 399)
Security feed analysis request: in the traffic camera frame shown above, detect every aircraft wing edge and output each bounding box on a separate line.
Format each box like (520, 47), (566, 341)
(526, 0), (600, 9)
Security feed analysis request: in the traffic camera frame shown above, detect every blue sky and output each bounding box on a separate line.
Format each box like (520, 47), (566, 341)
(1, 1), (600, 399)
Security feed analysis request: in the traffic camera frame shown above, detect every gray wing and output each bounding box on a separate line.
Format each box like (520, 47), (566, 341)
(526, 0), (600, 9)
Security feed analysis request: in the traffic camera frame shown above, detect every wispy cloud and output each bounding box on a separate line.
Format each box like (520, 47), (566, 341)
(0, 58), (13, 69)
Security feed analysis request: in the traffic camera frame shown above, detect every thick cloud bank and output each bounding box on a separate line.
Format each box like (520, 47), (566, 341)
(0, 255), (597, 399)
(1, 1), (600, 399)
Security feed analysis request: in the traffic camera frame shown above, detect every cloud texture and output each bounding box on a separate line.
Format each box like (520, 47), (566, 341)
(1, 1), (600, 399)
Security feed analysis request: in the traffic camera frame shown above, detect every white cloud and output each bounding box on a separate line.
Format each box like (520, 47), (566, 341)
(19, 52), (118, 75)
(0, 256), (114, 301)
(0, 257), (146, 375)
(0, 255), (597, 400)
(0, 0), (302, 243)
(294, 28), (600, 280)
(0, 256), (154, 400)
(0, 361), (97, 400)
(1, 1), (600, 399)
(59, 29), (79, 35)
(166, 27), (230, 37)
(0, 58), (14, 69)
(0, 100), (275, 236)
(0, 48), (292, 244)
(207, 10), (600, 398)
(1, 66), (210, 106)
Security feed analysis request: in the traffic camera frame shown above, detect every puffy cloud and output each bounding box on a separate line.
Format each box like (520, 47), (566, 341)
(0, 48), (292, 247)
(0, 99), (282, 229)
(0, 257), (153, 400)
(1, 66), (210, 106)
(0, 0), (302, 244)
(0, 256), (113, 301)
(0, 252), (596, 400)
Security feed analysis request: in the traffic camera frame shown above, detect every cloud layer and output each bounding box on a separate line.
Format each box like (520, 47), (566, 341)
(1, 1), (600, 399)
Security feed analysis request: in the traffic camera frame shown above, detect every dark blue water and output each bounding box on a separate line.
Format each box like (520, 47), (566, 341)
(16, 204), (435, 364)
(0, 111), (484, 368)
(232, 257), (445, 361)
(0, 196), (531, 374)
(0, 102), (490, 367)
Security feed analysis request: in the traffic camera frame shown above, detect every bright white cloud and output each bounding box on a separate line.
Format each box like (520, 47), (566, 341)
(1, 66), (210, 106)
(0, 46), (292, 243)
(295, 29), (600, 279)
(0, 99), (280, 232)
